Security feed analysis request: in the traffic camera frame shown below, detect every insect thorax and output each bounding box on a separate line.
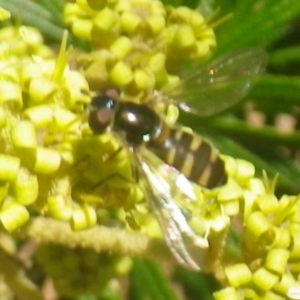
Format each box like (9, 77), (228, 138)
(114, 102), (161, 146)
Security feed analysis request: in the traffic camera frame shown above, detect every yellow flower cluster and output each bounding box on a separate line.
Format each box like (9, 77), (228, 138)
(0, 28), (92, 232)
(64, 0), (216, 99)
(0, 25), (145, 232)
(213, 168), (300, 299)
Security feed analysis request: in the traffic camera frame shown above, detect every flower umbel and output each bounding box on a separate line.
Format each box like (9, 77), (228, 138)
(214, 172), (300, 300)
(0, 27), (90, 231)
(65, 0), (216, 97)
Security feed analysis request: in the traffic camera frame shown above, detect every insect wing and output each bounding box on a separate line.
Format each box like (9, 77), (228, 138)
(134, 148), (209, 270)
(164, 48), (268, 117)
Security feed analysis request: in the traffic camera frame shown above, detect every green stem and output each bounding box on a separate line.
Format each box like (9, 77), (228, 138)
(269, 46), (300, 66)
(216, 0), (300, 54)
(131, 259), (178, 300)
(18, 217), (174, 264)
(198, 116), (300, 148)
(251, 75), (300, 106)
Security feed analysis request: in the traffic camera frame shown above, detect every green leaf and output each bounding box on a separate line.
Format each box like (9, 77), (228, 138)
(194, 116), (300, 149)
(33, 0), (65, 26)
(250, 75), (300, 109)
(173, 268), (218, 300)
(269, 46), (300, 69)
(215, 0), (300, 54)
(0, 0), (64, 41)
(129, 259), (179, 300)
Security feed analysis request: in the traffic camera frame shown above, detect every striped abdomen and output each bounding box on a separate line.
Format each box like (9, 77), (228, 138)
(148, 124), (227, 189)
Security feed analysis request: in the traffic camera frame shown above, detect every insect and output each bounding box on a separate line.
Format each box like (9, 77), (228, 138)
(88, 48), (267, 270)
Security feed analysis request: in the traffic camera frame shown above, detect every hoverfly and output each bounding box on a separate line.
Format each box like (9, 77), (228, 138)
(88, 48), (267, 270)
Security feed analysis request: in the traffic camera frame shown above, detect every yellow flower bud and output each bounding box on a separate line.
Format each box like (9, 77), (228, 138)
(0, 203), (29, 232)
(213, 287), (239, 300)
(109, 61), (133, 87)
(221, 200), (239, 216)
(235, 159), (255, 185)
(191, 41), (210, 59)
(265, 248), (289, 275)
(256, 194), (279, 214)
(120, 12), (142, 33)
(47, 195), (73, 221)
(169, 6), (192, 23)
(133, 68), (155, 91)
(72, 18), (93, 40)
(252, 267), (279, 291)
(32, 147), (61, 175)
(173, 25), (196, 50)
(225, 264), (252, 287)
(0, 81), (23, 110)
(245, 211), (273, 239)
(218, 179), (243, 202)
(110, 36), (133, 59)
(93, 8), (117, 31)
(0, 154), (20, 182)
(20, 63), (43, 90)
(64, 3), (85, 26)
(146, 15), (165, 35)
(11, 121), (37, 148)
(14, 173), (39, 205)
(23, 105), (53, 128)
(189, 12), (205, 31)
(52, 108), (78, 130)
(71, 204), (97, 230)
(147, 52), (166, 73)
(29, 78), (57, 105)
(271, 227), (291, 249)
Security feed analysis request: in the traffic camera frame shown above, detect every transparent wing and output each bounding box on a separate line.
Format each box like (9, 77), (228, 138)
(133, 147), (209, 270)
(162, 48), (268, 117)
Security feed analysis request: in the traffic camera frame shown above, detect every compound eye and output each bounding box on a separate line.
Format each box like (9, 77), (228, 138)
(88, 94), (117, 134)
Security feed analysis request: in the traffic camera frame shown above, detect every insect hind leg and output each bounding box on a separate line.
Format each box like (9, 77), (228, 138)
(91, 146), (139, 190)
(91, 172), (136, 191)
